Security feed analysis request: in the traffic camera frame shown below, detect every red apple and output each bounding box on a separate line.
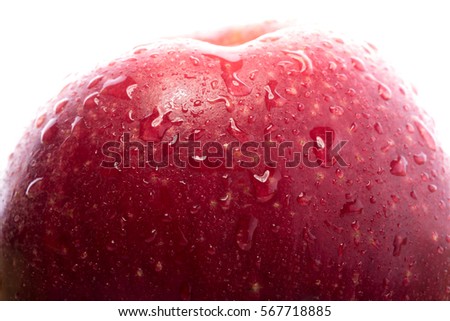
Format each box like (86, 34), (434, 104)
(0, 24), (449, 300)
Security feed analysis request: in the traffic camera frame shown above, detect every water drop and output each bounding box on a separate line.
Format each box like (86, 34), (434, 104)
(253, 170), (270, 183)
(207, 244), (216, 255)
(236, 214), (259, 251)
(87, 75), (103, 89)
(227, 118), (248, 141)
(40, 118), (58, 144)
(126, 84), (138, 99)
(340, 199), (364, 216)
(431, 231), (439, 242)
(346, 88), (356, 96)
(390, 155), (408, 176)
(350, 57), (366, 71)
(335, 168), (344, 179)
(54, 98), (69, 114)
(190, 56), (200, 66)
(220, 192), (232, 210)
(161, 213), (172, 223)
(264, 123), (277, 135)
(210, 80), (219, 90)
(71, 116), (83, 132)
(144, 229), (157, 243)
(296, 192), (311, 206)
(374, 122), (383, 134)
(380, 139), (394, 152)
(378, 82), (392, 101)
(414, 119), (436, 151)
(25, 177), (43, 198)
(204, 53), (251, 96)
(155, 261), (163, 272)
(83, 92), (100, 109)
(283, 50), (313, 73)
(264, 80), (287, 111)
(329, 105), (344, 116)
(428, 184), (437, 193)
(139, 108), (173, 142)
(252, 168), (281, 202)
(392, 235), (407, 256)
(413, 152), (427, 165)
(35, 114), (46, 128)
(207, 95), (233, 112)
(100, 75), (137, 100)
(391, 194), (400, 203)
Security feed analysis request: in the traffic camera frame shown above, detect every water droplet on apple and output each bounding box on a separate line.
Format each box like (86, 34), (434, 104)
(83, 92), (100, 109)
(219, 192), (232, 211)
(40, 118), (58, 144)
(25, 177), (43, 198)
(35, 114), (46, 128)
(236, 214), (259, 251)
(390, 155), (408, 176)
(203, 52), (251, 96)
(54, 98), (69, 114)
(145, 229), (157, 243)
(329, 105), (344, 116)
(392, 235), (407, 256)
(296, 192), (311, 206)
(210, 80), (219, 90)
(71, 116), (83, 132)
(350, 57), (366, 71)
(155, 261), (163, 272)
(380, 139), (394, 153)
(437, 246), (444, 254)
(227, 118), (248, 141)
(378, 82), (392, 100)
(414, 119), (436, 151)
(283, 50), (313, 73)
(428, 184), (437, 193)
(100, 75), (137, 100)
(264, 80), (287, 111)
(252, 168), (281, 202)
(374, 122), (383, 134)
(340, 199), (364, 216)
(87, 75), (104, 89)
(335, 168), (344, 179)
(253, 170), (270, 183)
(139, 108), (173, 142)
(161, 213), (172, 223)
(189, 56), (200, 66)
(391, 194), (400, 203)
(207, 95), (233, 112)
(207, 244), (216, 255)
(413, 152), (427, 165)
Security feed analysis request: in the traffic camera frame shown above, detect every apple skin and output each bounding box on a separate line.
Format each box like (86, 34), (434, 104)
(0, 26), (449, 300)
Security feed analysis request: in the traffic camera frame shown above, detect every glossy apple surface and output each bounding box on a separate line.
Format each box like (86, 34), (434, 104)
(0, 25), (449, 300)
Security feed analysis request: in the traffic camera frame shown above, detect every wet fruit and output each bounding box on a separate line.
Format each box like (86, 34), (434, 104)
(0, 25), (449, 300)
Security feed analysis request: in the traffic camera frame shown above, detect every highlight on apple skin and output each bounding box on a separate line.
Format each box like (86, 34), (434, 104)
(0, 24), (448, 300)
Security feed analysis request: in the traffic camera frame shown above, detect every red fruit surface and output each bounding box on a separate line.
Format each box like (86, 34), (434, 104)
(0, 26), (449, 300)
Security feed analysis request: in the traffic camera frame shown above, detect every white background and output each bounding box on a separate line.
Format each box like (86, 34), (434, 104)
(0, 0), (449, 174)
